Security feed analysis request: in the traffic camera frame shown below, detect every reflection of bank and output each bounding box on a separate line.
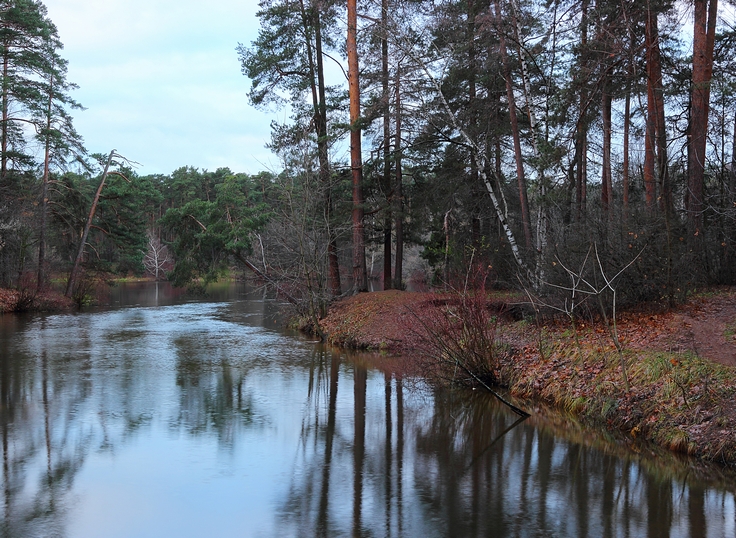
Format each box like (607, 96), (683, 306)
(172, 333), (260, 444)
(0, 302), (266, 536)
(1, 322), (90, 536)
(280, 348), (733, 538)
(280, 350), (411, 537)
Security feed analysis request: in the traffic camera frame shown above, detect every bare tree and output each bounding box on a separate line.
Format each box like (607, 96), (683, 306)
(142, 231), (171, 281)
(534, 244), (645, 392)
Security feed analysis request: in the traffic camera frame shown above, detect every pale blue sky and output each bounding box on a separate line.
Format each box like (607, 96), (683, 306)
(43, 0), (285, 175)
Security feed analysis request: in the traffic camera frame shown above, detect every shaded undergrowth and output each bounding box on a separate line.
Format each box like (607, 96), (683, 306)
(409, 294), (505, 388)
(0, 286), (73, 313)
(407, 293), (530, 416)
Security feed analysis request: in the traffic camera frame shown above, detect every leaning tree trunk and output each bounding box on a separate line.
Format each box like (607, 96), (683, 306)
(397, 13), (529, 278)
(65, 150), (115, 297)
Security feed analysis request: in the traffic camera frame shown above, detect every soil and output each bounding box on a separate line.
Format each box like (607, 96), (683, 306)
(627, 289), (736, 367)
(318, 287), (736, 467)
(321, 287), (736, 368)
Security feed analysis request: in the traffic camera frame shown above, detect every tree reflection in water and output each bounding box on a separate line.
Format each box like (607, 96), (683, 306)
(1, 317), (90, 537)
(1, 294), (735, 537)
(172, 334), (260, 445)
(277, 349), (736, 538)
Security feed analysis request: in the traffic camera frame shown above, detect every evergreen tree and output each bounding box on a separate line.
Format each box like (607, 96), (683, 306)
(239, 0), (344, 296)
(1, 0), (62, 180)
(160, 171), (270, 288)
(0, 0), (85, 289)
(35, 30), (85, 288)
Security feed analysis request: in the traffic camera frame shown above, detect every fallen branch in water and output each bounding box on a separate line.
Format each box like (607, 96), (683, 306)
(455, 360), (530, 417)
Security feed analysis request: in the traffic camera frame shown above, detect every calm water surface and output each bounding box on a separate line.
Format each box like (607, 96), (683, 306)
(1, 282), (735, 537)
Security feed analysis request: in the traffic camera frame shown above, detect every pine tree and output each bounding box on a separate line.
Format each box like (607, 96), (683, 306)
(1, 0), (56, 180)
(0, 0), (84, 288)
(35, 32), (85, 289)
(239, 0), (343, 296)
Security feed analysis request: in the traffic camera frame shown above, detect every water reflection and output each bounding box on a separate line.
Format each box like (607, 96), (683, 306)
(0, 284), (735, 537)
(173, 342), (261, 445)
(277, 349), (736, 537)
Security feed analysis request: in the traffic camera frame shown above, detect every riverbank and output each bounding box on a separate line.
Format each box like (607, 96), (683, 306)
(0, 288), (74, 313)
(319, 288), (736, 466)
(0, 276), (161, 314)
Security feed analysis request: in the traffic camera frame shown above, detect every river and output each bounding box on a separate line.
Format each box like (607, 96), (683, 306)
(0, 282), (734, 537)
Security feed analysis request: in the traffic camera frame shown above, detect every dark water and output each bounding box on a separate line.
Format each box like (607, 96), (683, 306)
(1, 282), (735, 537)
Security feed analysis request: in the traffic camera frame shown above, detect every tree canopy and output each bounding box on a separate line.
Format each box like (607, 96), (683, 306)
(2, 0), (736, 316)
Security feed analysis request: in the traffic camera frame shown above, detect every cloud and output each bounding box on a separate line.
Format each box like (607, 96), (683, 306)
(43, 0), (274, 175)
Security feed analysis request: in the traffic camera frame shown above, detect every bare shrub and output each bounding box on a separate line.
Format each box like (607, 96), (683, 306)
(409, 292), (529, 416)
(68, 269), (108, 307)
(412, 295), (501, 385)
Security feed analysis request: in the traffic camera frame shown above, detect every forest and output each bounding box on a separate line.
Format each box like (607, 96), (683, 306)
(1, 0), (734, 322)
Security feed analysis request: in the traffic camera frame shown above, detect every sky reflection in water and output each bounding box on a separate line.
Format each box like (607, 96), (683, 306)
(0, 283), (735, 537)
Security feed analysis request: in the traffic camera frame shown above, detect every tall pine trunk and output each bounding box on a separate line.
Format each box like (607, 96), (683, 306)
(643, 6), (659, 209)
(347, 0), (367, 292)
(688, 0), (718, 234)
(623, 27), (635, 220)
(468, 0), (482, 249)
(300, 0), (342, 297)
(37, 67), (54, 290)
(393, 65), (404, 290)
(576, 0), (589, 221)
(646, 10), (671, 213)
(601, 84), (612, 217)
(1, 48), (8, 183)
(314, 8), (342, 297)
(381, 0), (392, 290)
(495, 0), (532, 249)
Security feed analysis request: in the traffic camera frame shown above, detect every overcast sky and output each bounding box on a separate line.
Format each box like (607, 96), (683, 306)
(43, 0), (285, 176)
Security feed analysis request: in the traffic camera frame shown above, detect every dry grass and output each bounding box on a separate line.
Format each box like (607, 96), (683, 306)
(498, 329), (736, 464)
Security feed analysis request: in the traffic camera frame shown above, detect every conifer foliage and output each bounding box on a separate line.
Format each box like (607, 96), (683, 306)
(0, 0), (86, 289)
